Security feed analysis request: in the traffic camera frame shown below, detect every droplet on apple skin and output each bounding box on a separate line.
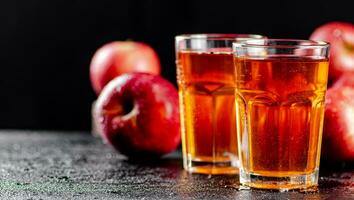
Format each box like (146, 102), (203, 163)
(95, 72), (181, 158)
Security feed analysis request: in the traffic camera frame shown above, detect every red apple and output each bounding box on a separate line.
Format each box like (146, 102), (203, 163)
(90, 41), (161, 94)
(94, 72), (180, 158)
(322, 81), (354, 161)
(310, 22), (354, 83)
(332, 72), (354, 88)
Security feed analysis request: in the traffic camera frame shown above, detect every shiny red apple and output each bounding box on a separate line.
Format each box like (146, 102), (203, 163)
(94, 72), (180, 158)
(310, 22), (354, 83)
(322, 76), (354, 161)
(90, 41), (161, 94)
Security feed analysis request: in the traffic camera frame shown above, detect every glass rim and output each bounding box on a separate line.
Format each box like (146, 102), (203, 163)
(175, 33), (265, 41)
(233, 39), (330, 49)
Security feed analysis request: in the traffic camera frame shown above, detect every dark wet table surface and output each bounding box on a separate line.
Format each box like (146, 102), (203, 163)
(0, 130), (353, 199)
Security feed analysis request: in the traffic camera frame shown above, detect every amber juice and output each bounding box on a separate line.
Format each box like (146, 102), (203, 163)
(235, 56), (328, 189)
(177, 51), (238, 174)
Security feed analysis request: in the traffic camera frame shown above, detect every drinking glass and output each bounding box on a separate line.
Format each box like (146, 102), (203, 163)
(233, 39), (329, 190)
(175, 34), (264, 174)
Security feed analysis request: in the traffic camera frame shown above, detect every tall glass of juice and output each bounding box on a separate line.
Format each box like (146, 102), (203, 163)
(175, 34), (264, 174)
(233, 39), (329, 190)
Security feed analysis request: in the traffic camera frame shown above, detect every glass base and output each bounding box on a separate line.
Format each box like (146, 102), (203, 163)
(239, 168), (319, 191)
(184, 159), (239, 175)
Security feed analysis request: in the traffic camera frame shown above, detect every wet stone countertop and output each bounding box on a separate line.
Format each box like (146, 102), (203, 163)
(0, 130), (353, 200)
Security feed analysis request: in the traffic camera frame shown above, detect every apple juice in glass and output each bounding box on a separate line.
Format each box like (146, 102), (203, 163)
(175, 34), (264, 174)
(233, 39), (329, 190)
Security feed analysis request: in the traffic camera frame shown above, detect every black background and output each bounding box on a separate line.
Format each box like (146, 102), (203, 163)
(0, 0), (352, 130)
